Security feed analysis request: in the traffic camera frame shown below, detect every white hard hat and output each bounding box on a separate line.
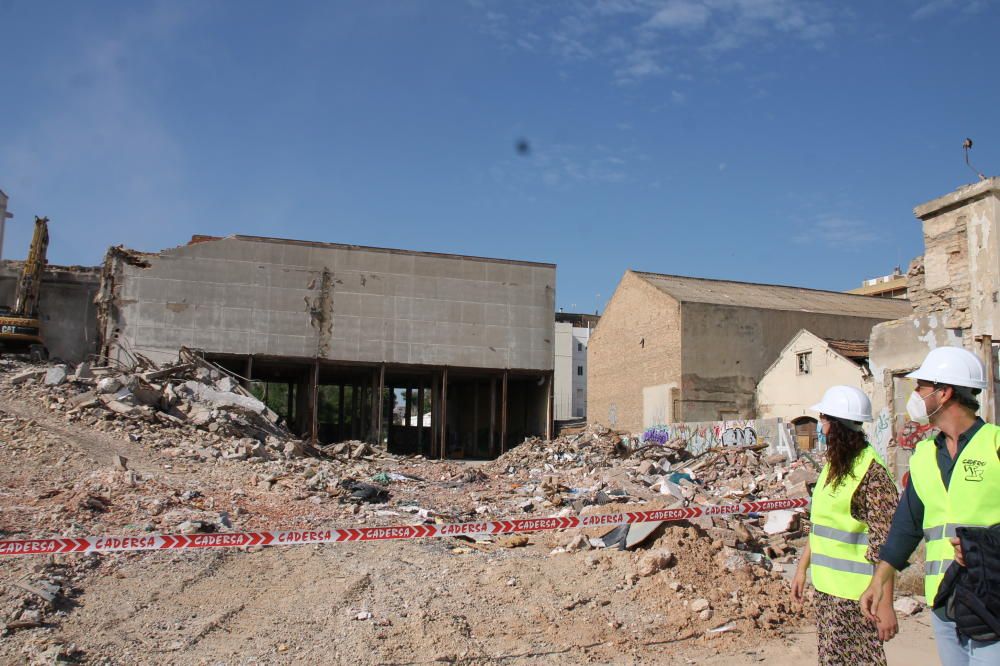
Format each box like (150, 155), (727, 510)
(905, 346), (988, 390)
(810, 385), (873, 423)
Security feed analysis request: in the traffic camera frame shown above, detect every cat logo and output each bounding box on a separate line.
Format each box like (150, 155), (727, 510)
(962, 458), (986, 482)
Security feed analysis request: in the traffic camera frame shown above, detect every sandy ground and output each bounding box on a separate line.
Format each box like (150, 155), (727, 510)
(698, 612), (939, 665)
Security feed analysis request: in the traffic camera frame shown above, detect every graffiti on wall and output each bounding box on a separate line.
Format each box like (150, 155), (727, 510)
(640, 418), (795, 459)
(897, 420), (936, 450)
(869, 408), (892, 460)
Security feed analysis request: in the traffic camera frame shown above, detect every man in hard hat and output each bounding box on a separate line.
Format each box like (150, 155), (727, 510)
(859, 346), (1000, 665)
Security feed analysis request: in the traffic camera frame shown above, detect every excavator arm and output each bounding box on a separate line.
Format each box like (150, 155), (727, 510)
(0, 215), (49, 360)
(13, 216), (49, 317)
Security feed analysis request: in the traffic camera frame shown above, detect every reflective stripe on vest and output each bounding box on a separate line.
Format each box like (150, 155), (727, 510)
(811, 524), (870, 545)
(811, 553), (875, 576)
(909, 423), (1000, 604)
(808, 446), (887, 601)
(925, 559), (955, 576)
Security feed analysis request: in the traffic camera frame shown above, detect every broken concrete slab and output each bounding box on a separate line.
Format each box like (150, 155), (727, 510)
(44, 366), (68, 386)
(763, 510), (800, 536)
(9, 368), (46, 385)
(178, 380), (267, 414)
(96, 377), (123, 395)
(625, 521), (664, 549)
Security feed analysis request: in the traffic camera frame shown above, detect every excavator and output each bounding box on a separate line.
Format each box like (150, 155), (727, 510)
(0, 216), (49, 361)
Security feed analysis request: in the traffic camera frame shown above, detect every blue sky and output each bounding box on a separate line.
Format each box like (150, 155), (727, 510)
(2, 0), (998, 313)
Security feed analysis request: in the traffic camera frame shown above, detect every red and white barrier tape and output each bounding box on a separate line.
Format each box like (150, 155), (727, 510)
(0, 497), (809, 557)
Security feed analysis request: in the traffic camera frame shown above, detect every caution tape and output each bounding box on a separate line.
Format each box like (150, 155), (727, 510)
(0, 497), (809, 557)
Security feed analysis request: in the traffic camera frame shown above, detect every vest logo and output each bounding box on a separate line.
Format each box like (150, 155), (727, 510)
(962, 459), (986, 482)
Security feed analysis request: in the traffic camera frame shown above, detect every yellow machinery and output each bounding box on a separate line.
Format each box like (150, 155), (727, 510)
(0, 216), (49, 361)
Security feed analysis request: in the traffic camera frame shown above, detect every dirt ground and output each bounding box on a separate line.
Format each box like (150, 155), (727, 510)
(0, 366), (930, 665)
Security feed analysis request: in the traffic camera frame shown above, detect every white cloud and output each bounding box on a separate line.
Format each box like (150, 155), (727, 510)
(477, 0), (839, 85)
(671, 89), (687, 104)
(910, 0), (989, 20)
(794, 216), (880, 248)
(645, 1), (711, 29)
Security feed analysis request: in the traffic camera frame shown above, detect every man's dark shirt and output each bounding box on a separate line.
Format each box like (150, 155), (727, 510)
(879, 418), (987, 570)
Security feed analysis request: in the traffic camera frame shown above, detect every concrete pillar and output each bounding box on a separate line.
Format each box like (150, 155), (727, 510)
(440, 368), (448, 460)
(376, 364), (385, 446)
(309, 360), (320, 444)
(489, 377), (497, 457)
(501, 371), (508, 454)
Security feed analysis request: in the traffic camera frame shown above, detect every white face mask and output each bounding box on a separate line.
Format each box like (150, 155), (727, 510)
(906, 389), (941, 425)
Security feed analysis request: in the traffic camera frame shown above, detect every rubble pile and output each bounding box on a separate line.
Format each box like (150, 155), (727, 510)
(1, 351), (308, 462)
(0, 356), (827, 654)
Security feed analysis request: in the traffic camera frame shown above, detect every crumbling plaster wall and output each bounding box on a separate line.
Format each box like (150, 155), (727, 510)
(870, 179), (1000, 478)
(101, 237), (555, 371)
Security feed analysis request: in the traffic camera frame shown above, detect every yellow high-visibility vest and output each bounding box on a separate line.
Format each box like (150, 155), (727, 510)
(809, 445), (887, 600)
(909, 422), (1000, 602)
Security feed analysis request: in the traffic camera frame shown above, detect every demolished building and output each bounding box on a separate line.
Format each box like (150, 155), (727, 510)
(588, 271), (912, 432)
(869, 177), (1000, 478)
(0, 261), (100, 363)
(96, 235), (556, 458)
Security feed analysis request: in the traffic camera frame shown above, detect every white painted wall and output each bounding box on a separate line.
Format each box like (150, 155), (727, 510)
(571, 326), (590, 418)
(756, 330), (867, 424)
(554, 322), (574, 420)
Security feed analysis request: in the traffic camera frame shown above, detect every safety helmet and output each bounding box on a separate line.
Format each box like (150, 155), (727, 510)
(905, 346), (988, 391)
(810, 385), (873, 423)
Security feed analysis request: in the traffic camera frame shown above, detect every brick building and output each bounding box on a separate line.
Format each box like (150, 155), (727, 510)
(588, 270), (911, 432)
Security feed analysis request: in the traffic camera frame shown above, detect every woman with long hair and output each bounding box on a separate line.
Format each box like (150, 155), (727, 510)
(790, 385), (899, 665)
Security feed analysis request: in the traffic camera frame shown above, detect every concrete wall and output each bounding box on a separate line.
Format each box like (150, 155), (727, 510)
(553, 321), (573, 419)
(680, 302), (892, 422)
(756, 329), (867, 425)
(588, 271), (682, 432)
(0, 262), (100, 363)
(105, 236), (555, 371)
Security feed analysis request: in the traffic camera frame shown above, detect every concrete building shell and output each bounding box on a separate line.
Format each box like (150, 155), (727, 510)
(97, 235), (556, 459)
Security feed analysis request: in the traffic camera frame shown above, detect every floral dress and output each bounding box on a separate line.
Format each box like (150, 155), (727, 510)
(813, 461), (898, 666)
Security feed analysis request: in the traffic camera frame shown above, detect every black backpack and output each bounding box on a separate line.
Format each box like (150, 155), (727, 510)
(934, 524), (1000, 642)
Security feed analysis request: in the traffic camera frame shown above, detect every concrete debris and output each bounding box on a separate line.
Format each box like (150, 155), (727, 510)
(893, 596), (923, 616)
(44, 366), (68, 386)
(762, 511), (800, 536)
(8, 352), (308, 463)
(10, 368), (46, 385)
(637, 548), (674, 577)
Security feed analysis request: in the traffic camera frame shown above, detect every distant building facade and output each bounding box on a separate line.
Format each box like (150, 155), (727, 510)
(848, 268), (908, 299)
(589, 271), (911, 433)
(554, 312), (599, 420)
(756, 329), (871, 450)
